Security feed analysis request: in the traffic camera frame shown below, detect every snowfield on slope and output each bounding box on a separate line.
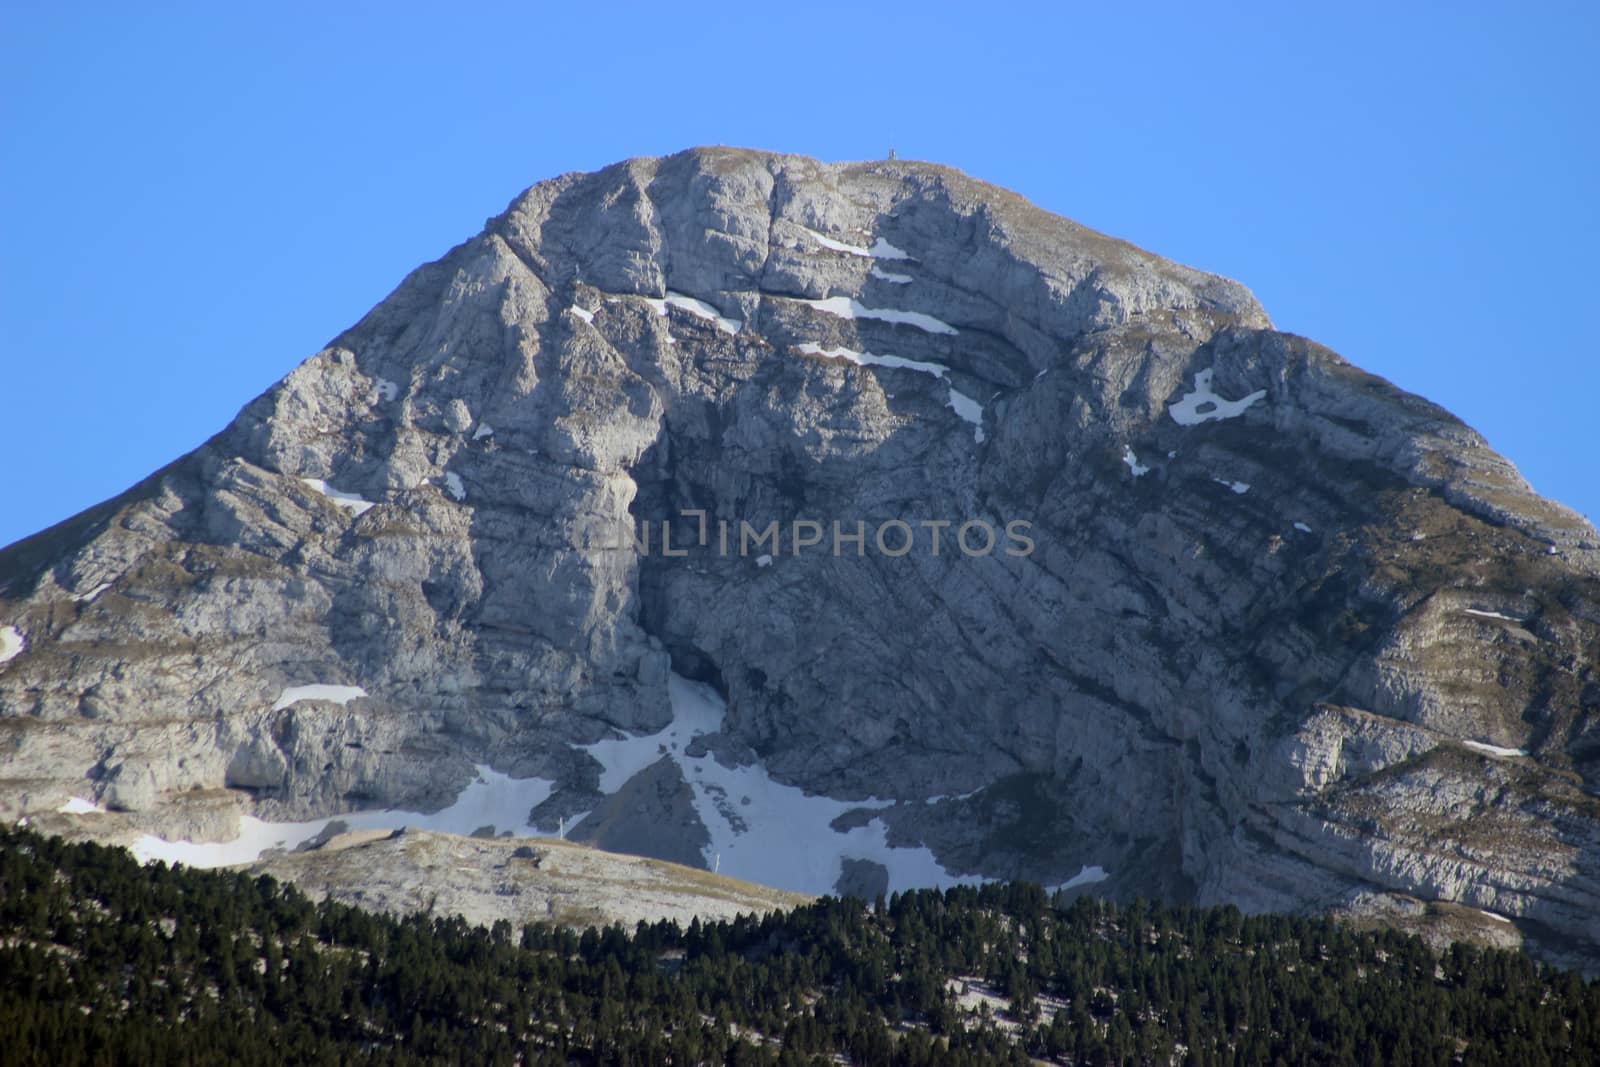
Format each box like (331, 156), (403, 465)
(1463, 740), (1529, 759)
(271, 684), (368, 712)
(579, 675), (977, 897)
(128, 675), (979, 896)
(645, 291), (742, 334)
(1169, 369), (1266, 425)
(130, 765), (558, 868)
(300, 478), (377, 516)
(794, 343), (983, 444)
(0, 626), (24, 665)
(797, 227), (910, 262)
(798, 295), (958, 335)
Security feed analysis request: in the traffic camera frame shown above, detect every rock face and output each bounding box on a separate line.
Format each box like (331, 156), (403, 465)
(3, 147), (1600, 961)
(246, 829), (813, 933)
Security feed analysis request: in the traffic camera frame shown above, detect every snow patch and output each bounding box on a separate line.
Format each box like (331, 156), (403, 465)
(300, 479), (376, 516)
(130, 764), (558, 869)
(73, 582), (112, 603)
(949, 978), (1012, 1020)
(923, 788), (983, 806)
(271, 684), (368, 713)
(870, 265), (913, 284)
(946, 389), (985, 443)
(796, 344), (982, 444)
(0, 626), (24, 665)
(568, 304), (595, 324)
(444, 472), (466, 501)
(472, 424), (494, 441)
(798, 226), (873, 257)
(1212, 477), (1250, 494)
(799, 295), (958, 335)
(795, 227), (910, 262)
(1463, 740), (1529, 759)
(756, 554), (773, 568)
(1123, 447), (1150, 477)
(1464, 608), (1521, 622)
(373, 378), (399, 403)
(1054, 865), (1110, 891)
(577, 674), (977, 896)
(59, 797), (107, 815)
(1293, 522), (1313, 533)
(1479, 908), (1514, 924)
(1169, 369), (1266, 426)
(651, 292), (741, 334)
(627, 291), (678, 341)
(795, 343), (948, 378)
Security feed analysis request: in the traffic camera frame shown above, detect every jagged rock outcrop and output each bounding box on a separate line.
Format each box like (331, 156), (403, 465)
(3, 147), (1599, 962)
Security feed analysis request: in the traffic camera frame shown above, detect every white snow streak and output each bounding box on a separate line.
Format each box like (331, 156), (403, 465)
(795, 344), (982, 443)
(1293, 522), (1313, 533)
(300, 479), (376, 516)
(798, 295), (958, 335)
(1212, 477), (1250, 495)
(472, 424), (495, 440)
(73, 582), (112, 603)
(870, 265), (913, 284)
(1123, 447), (1150, 478)
(0, 626), (24, 665)
(647, 292), (742, 334)
(1169, 369), (1266, 426)
(796, 227), (911, 263)
(922, 789), (983, 806)
(271, 684), (368, 713)
(795, 343), (948, 378)
(1464, 608), (1521, 622)
(1054, 865), (1110, 891)
(568, 305), (595, 324)
(798, 227), (873, 257)
(947, 389), (985, 443)
(1463, 740), (1529, 759)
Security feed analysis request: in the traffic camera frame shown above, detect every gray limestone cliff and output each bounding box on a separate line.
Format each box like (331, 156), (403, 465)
(3, 147), (1599, 964)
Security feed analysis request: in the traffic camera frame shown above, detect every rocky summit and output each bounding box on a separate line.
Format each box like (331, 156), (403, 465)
(3, 147), (1599, 965)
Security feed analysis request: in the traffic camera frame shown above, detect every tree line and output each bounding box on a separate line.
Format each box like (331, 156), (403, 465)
(1, 825), (1596, 1065)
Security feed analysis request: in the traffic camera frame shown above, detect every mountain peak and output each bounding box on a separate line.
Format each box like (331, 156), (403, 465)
(4, 150), (1599, 968)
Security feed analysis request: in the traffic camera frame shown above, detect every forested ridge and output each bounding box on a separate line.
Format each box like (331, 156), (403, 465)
(2, 826), (1597, 1065)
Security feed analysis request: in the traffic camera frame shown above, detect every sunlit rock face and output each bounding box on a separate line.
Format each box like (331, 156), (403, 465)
(4, 147), (1600, 964)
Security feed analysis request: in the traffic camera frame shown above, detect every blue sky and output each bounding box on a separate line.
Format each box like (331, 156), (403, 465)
(2, 3), (1596, 548)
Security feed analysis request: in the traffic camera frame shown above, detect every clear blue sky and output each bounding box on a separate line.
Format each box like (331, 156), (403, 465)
(3, 3), (1596, 549)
